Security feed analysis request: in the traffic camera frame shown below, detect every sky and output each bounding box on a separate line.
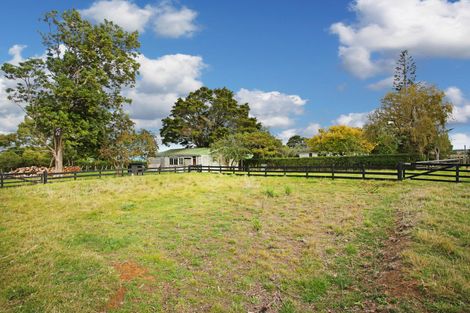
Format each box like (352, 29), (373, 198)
(1, 0), (470, 150)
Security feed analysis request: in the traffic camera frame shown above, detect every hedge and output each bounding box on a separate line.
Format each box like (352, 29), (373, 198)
(243, 154), (423, 169)
(0, 149), (50, 171)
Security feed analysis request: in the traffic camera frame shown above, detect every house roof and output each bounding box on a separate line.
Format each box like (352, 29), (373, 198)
(155, 148), (211, 157)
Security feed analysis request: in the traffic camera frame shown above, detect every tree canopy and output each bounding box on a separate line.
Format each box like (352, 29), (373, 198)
(100, 113), (157, 168)
(160, 87), (261, 147)
(393, 50), (416, 91)
(364, 84), (453, 158)
(210, 131), (283, 164)
(307, 125), (374, 156)
(1, 10), (140, 171)
(286, 135), (308, 149)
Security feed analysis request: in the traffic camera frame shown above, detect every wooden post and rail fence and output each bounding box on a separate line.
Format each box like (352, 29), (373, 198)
(0, 161), (469, 188)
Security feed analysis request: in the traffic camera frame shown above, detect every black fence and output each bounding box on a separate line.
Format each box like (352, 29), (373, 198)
(187, 165), (399, 180)
(402, 161), (470, 183)
(1, 162), (469, 188)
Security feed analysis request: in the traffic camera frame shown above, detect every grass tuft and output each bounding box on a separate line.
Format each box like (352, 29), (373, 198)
(251, 217), (262, 232)
(284, 185), (292, 196)
(263, 187), (276, 197)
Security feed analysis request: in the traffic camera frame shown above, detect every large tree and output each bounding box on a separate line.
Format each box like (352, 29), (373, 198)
(307, 125), (374, 156)
(99, 112), (157, 169)
(1, 10), (140, 171)
(160, 87), (261, 147)
(286, 135), (308, 149)
(364, 84), (453, 158)
(393, 50), (416, 91)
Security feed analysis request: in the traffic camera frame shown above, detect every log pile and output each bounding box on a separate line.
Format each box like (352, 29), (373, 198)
(8, 166), (81, 176)
(9, 166), (49, 175)
(62, 166), (81, 173)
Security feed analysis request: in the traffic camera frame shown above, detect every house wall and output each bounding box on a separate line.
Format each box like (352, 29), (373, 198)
(148, 155), (225, 168)
(298, 152), (318, 158)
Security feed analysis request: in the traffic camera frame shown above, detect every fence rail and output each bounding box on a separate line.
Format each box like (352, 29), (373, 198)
(1, 162), (469, 188)
(403, 162), (470, 183)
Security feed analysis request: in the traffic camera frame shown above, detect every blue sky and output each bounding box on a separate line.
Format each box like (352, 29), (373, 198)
(1, 0), (470, 149)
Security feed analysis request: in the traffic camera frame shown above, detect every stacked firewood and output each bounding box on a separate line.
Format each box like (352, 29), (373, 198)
(8, 166), (81, 175)
(62, 166), (81, 173)
(9, 166), (49, 175)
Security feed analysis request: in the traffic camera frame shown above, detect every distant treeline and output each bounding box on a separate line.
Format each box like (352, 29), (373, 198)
(0, 148), (121, 171)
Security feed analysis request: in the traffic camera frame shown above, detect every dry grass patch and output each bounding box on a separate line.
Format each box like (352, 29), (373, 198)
(0, 173), (468, 312)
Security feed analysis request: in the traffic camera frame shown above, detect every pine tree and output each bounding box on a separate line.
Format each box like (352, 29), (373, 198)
(393, 50), (416, 91)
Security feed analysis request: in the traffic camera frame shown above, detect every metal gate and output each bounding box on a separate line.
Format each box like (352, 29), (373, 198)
(403, 160), (470, 183)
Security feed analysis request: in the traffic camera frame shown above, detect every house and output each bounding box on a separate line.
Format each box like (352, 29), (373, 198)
(148, 148), (224, 168)
(298, 151), (319, 158)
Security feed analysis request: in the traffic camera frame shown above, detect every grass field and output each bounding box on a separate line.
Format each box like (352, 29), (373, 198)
(0, 173), (469, 312)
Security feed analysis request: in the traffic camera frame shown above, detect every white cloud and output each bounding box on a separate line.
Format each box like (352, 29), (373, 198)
(331, 0), (470, 78)
(367, 76), (393, 91)
(80, 0), (199, 38)
(0, 76), (24, 133)
(80, 0), (153, 33)
(276, 123), (321, 143)
(446, 86), (464, 105)
(277, 129), (298, 143)
(1, 44), (29, 132)
(153, 2), (199, 38)
(450, 133), (470, 150)
(334, 112), (370, 128)
(126, 53), (206, 129)
(236, 89), (307, 128)
(304, 123), (321, 137)
(8, 44), (26, 65)
(445, 86), (470, 123)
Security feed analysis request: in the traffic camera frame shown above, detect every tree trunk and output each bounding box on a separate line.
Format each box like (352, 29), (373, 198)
(53, 128), (64, 172)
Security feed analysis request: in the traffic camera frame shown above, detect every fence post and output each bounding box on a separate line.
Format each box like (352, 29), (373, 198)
(306, 167), (309, 178)
(331, 165), (335, 180)
(99, 169), (102, 178)
(397, 163), (404, 181)
(174, 166), (177, 173)
(248, 166), (250, 177)
(0, 171), (3, 188)
(456, 165), (460, 183)
(265, 166), (267, 177)
(284, 166), (286, 177)
(43, 171), (48, 184)
(74, 172), (77, 180)
(362, 164), (366, 179)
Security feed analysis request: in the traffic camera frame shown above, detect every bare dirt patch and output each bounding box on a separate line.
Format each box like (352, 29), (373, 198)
(376, 211), (420, 301)
(104, 286), (126, 311)
(103, 261), (154, 312)
(114, 261), (149, 281)
(371, 191), (426, 312)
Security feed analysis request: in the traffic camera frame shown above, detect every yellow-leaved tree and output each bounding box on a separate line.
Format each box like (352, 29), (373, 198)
(307, 125), (374, 156)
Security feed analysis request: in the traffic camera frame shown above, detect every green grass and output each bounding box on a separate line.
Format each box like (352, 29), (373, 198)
(0, 173), (468, 312)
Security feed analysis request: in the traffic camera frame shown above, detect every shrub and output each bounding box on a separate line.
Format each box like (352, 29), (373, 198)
(0, 150), (22, 171)
(244, 154), (421, 169)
